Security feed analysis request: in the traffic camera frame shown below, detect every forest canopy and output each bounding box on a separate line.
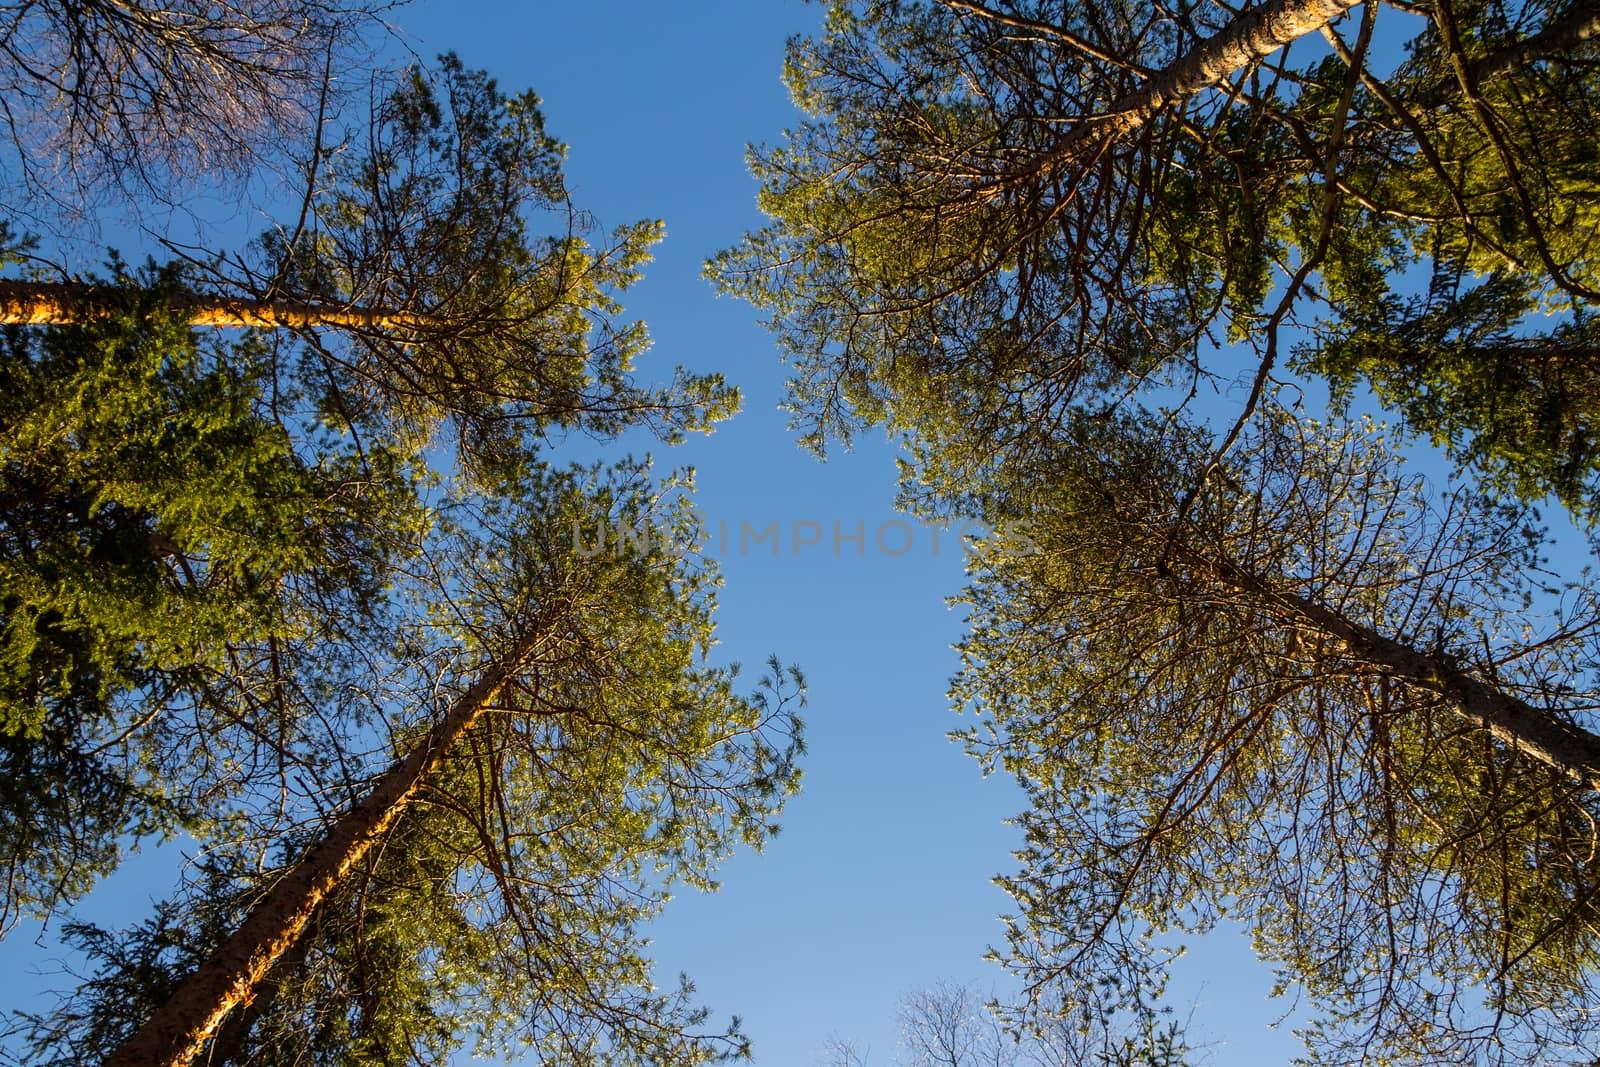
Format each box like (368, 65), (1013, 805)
(0, 8), (801, 1067)
(8, 0), (1600, 1064)
(717, 0), (1600, 1062)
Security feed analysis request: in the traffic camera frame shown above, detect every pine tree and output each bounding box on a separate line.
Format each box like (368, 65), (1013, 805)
(2, 52), (793, 1067)
(20, 466), (803, 1067)
(955, 407), (1600, 1062)
(0, 271), (422, 931)
(715, 0), (1600, 514)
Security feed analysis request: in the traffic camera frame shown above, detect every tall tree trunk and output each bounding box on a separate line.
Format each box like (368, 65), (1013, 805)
(1022, 0), (1362, 182)
(1194, 549), (1600, 792)
(102, 630), (549, 1067)
(1446, 2), (1600, 98)
(0, 278), (431, 331)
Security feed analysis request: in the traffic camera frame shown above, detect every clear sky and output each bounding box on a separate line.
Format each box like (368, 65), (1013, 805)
(0, 3), (1315, 1063)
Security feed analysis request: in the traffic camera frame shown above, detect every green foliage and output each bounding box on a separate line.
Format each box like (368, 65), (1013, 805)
(1284, 0), (1600, 518)
(719, 0), (1600, 521)
(0, 268), (425, 928)
(16, 462), (803, 1067)
(0, 47), (756, 938)
(279, 54), (739, 476)
(955, 407), (1600, 1064)
(721, 8), (1600, 1057)
(1302, 271), (1600, 523)
(717, 2), (1195, 457)
(1, 49), (794, 1066)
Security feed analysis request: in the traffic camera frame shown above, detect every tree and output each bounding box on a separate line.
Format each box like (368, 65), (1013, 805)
(1287, 0), (1600, 522)
(818, 980), (1191, 1067)
(953, 406), (1600, 1063)
(10, 56), (737, 469)
(1302, 276), (1600, 525)
(0, 279), (434, 331)
(0, 269), (423, 933)
(0, 48), (790, 1067)
(712, 0), (1361, 449)
(14, 463), (802, 1067)
(719, 6), (1600, 1058)
(0, 55), (738, 929)
(0, 0), (391, 220)
(714, 0), (1600, 518)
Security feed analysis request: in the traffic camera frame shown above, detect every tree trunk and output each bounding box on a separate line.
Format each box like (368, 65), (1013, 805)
(1447, 2), (1600, 99)
(102, 631), (548, 1067)
(1197, 550), (1600, 792)
(0, 278), (431, 331)
(1026, 0), (1362, 180)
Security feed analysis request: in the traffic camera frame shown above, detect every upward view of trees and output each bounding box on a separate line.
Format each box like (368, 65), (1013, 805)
(717, 0), (1600, 508)
(10, 0), (1600, 1064)
(23, 465), (802, 1066)
(0, 7), (800, 1067)
(719, 0), (1600, 1063)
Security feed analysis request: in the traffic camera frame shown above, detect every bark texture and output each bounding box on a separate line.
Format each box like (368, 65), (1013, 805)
(1038, 0), (1363, 173)
(102, 632), (547, 1067)
(0, 278), (431, 331)
(1202, 551), (1600, 792)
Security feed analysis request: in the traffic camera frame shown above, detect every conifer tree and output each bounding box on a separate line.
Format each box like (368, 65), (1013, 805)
(2, 50), (793, 1067)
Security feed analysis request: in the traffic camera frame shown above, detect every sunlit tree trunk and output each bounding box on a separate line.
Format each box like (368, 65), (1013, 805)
(102, 629), (549, 1067)
(1195, 549), (1600, 792)
(0, 278), (431, 331)
(1022, 0), (1362, 181)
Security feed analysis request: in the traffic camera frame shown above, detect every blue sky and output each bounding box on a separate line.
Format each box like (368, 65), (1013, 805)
(0, 3), (1318, 1063)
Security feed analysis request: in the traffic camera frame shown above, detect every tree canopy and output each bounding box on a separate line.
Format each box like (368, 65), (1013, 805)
(719, 0), (1600, 1062)
(16, 0), (1600, 1062)
(955, 407), (1600, 1063)
(0, 35), (797, 1067)
(19, 462), (803, 1067)
(0, 268), (420, 933)
(0, 57), (739, 915)
(716, 0), (1600, 519)
(0, 0), (391, 223)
